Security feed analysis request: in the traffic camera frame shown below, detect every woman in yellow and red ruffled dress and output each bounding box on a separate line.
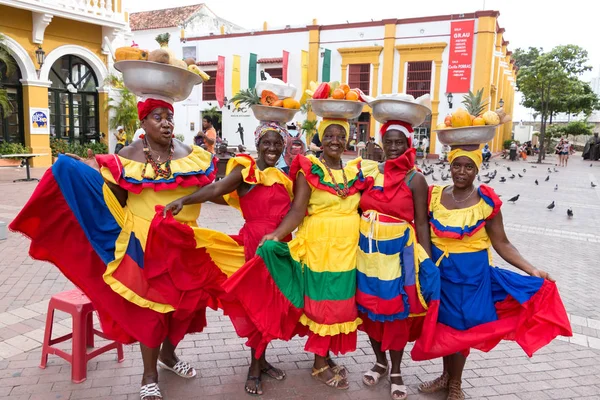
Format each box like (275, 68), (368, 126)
(10, 98), (245, 400)
(163, 121), (293, 396)
(357, 121), (439, 400)
(223, 118), (362, 390)
(412, 148), (572, 400)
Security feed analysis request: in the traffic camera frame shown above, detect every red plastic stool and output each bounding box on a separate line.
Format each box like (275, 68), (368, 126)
(40, 289), (124, 383)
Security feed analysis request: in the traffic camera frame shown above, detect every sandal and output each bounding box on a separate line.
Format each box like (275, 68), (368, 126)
(390, 373), (408, 400)
(140, 383), (162, 400)
(418, 372), (449, 393)
(362, 362), (389, 386)
(245, 373), (263, 396)
(311, 365), (349, 390)
(447, 379), (464, 400)
(326, 356), (348, 378)
(261, 362), (286, 381)
(157, 359), (197, 379)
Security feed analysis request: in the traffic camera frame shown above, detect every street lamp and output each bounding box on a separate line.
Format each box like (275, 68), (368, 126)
(446, 92), (453, 109)
(35, 45), (46, 71)
(499, 98), (505, 108)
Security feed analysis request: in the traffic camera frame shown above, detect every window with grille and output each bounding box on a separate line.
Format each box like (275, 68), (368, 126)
(264, 68), (283, 81)
(406, 61), (432, 98)
(348, 64), (370, 95)
(202, 71), (218, 101)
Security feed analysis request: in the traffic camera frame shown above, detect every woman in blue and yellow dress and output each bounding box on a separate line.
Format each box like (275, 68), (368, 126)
(357, 121), (439, 400)
(10, 98), (245, 400)
(412, 147), (572, 400)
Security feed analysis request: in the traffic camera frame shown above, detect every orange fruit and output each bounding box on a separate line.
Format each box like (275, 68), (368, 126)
(473, 117), (485, 126)
(260, 90), (278, 106)
(345, 90), (359, 101)
(444, 115), (452, 127)
(332, 88), (346, 100)
(282, 98), (300, 109)
(339, 84), (350, 94)
(272, 99), (284, 107)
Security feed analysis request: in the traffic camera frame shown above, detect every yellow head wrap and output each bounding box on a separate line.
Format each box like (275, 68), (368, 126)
(317, 119), (350, 141)
(448, 148), (483, 169)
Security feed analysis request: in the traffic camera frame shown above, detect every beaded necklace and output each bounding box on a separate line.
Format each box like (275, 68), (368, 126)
(320, 157), (350, 198)
(142, 137), (174, 179)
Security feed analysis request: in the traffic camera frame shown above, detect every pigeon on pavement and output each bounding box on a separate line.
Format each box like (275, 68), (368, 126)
(507, 194), (520, 203)
(592, 182), (597, 188)
(567, 208), (573, 218)
(545, 176), (550, 182)
(547, 201), (555, 210)
(535, 179), (539, 185)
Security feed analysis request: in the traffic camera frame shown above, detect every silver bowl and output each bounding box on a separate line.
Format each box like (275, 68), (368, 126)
(309, 99), (364, 119)
(435, 125), (500, 146)
(255, 81), (297, 99)
(114, 60), (203, 102)
(250, 105), (299, 123)
(369, 98), (431, 127)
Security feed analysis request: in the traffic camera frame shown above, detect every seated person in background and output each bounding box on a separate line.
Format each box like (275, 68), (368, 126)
(482, 144), (491, 162)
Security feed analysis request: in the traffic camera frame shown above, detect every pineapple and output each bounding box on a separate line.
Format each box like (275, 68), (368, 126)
(461, 88), (488, 117)
(230, 88), (260, 107)
(155, 33), (171, 48)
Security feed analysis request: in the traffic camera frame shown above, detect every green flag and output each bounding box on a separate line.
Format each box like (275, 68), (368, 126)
(249, 53), (257, 89)
(322, 49), (331, 82)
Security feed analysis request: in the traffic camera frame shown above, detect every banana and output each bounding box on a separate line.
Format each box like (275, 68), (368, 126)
(187, 65), (211, 81)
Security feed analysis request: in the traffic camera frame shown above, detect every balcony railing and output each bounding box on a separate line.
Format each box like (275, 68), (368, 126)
(4, 0), (128, 27)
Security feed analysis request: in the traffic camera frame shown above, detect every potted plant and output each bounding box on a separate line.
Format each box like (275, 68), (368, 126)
(0, 142), (29, 166)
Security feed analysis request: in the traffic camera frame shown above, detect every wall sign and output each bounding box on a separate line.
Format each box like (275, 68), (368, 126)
(446, 20), (475, 93)
(30, 108), (50, 134)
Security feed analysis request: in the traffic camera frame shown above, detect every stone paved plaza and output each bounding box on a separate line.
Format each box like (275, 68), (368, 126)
(0, 154), (600, 400)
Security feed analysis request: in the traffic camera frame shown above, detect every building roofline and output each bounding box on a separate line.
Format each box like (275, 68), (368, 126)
(183, 10), (500, 42)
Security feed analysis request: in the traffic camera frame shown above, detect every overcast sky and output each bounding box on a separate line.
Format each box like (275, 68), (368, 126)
(129, 0), (600, 120)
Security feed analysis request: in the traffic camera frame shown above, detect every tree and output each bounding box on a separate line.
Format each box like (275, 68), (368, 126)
(0, 34), (16, 119)
(513, 45), (599, 162)
(560, 120), (594, 137)
(104, 74), (138, 142)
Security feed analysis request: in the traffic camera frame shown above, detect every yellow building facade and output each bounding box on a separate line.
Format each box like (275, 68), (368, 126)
(0, 0), (129, 166)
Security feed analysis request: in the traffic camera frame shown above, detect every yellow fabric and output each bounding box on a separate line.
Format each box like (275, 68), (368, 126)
(100, 146), (245, 312)
(223, 156), (293, 211)
(317, 119), (350, 141)
(231, 55), (241, 100)
(429, 185), (495, 266)
(299, 314), (363, 337)
(448, 148), (483, 169)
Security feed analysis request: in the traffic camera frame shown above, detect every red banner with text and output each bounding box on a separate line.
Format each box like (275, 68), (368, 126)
(446, 20), (475, 93)
(216, 55), (225, 108)
(282, 50), (289, 83)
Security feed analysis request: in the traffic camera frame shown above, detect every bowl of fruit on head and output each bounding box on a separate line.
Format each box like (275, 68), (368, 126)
(307, 81), (366, 119)
(231, 79), (301, 123)
(435, 89), (511, 145)
(369, 93), (432, 127)
(113, 33), (209, 102)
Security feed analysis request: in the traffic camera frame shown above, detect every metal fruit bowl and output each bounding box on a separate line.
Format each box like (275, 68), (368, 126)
(250, 105), (299, 123)
(255, 81), (297, 99)
(435, 125), (500, 146)
(309, 99), (364, 119)
(114, 60), (203, 102)
(369, 98), (431, 127)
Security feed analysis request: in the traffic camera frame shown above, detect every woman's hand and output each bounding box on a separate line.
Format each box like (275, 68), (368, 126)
(259, 233), (279, 247)
(163, 199), (184, 217)
(65, 149), (99, 171)
(530, 268), (555, 282)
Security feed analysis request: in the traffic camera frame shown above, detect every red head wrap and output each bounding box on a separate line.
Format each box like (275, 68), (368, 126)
(137, 98), (174, 121)
(379, 120), (414, 148)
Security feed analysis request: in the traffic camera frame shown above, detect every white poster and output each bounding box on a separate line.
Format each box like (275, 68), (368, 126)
(30, 107), (50, 135)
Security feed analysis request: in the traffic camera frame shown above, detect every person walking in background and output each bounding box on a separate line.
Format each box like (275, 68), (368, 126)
(509, 141), (517, 161)
(421, 135), (430, 154)
(236, 123), (245, 145)
(113, 126), (126, 154)
(196, 116), (217, 154)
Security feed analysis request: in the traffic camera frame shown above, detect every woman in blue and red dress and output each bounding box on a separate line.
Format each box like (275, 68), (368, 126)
(412, 147), (572, 400)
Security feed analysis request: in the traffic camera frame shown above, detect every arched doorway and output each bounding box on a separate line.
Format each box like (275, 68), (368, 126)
(0, 52), (25, 144)
(48, 55), (99, 143)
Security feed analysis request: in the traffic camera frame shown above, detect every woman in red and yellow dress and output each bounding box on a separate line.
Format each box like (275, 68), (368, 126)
(223, 119), (362, 390)
(357, 121), (439, 400)
(10, 98), (245, 400)
(412, 148), (572, 400)
(164, 121), (293, 395)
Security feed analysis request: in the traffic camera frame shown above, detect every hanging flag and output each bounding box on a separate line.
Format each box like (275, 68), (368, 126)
(216, 55), (225, 108)
(232, 55), (241, 97)
(322, 49), (331, 82)
(299, 50), (309, 104)
(249, 53), (258, 89)
(282, 50), (290, 83)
